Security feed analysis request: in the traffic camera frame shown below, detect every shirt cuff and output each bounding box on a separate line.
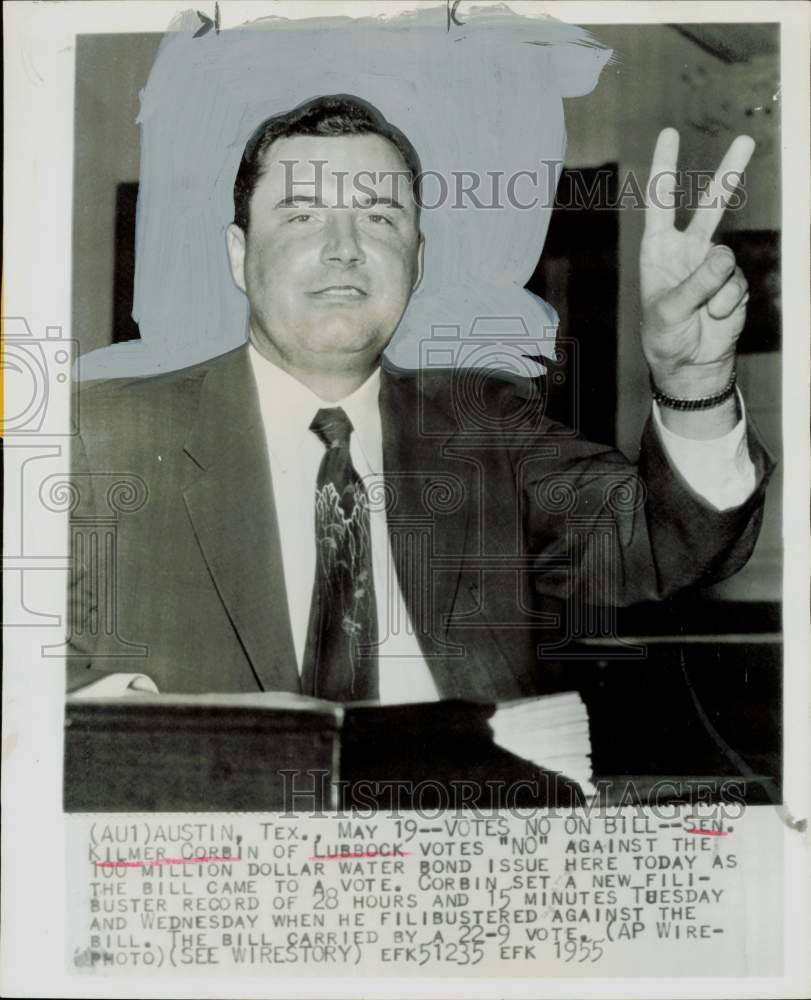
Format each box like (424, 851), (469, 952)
(67, 673), (159, 698)
(651, 389), (757, 512)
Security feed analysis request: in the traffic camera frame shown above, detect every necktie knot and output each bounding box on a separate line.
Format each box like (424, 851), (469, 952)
(310, 407), (353, 450)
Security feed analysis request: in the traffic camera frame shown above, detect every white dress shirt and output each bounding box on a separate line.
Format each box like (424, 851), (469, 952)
(75, 353), (757, 700)
(249, 346), (440, 704)
(651, 391), (756, 511)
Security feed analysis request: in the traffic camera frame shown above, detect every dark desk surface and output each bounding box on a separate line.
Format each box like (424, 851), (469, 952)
(544, 632), (782, 805)
(64, 627), (782, 812)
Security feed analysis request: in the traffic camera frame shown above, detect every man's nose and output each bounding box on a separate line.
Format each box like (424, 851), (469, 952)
(320, 213), (365, 266)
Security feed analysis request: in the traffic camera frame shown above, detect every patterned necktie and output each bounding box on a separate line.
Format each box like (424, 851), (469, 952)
(300, 407), (379, 702)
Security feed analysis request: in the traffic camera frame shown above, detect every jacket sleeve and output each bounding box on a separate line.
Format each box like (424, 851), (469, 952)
(520, 407), (775, 607)
(65, 430), (104, 690)
(65, 425), (157, 692)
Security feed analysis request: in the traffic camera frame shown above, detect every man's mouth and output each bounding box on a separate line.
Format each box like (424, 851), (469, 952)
(309, 285), (367, 299)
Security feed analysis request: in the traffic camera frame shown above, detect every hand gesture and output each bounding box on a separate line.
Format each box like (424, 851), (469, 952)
(641, 128), (755, 398)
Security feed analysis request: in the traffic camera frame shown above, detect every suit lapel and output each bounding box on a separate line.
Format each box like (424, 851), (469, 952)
(380, 369), (483, 697)
(182, 346), (300, 693)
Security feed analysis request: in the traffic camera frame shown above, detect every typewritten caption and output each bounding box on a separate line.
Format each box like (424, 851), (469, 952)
(68, 806), (782, 977)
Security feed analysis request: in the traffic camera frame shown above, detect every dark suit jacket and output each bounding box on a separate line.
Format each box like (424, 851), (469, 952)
(67, 344), (773, 700)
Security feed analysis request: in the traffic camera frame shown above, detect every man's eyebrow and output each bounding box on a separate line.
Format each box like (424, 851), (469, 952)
(355, 195), (405, 210)
(272, 194), (406, 210)
(273, 195), (326, 208)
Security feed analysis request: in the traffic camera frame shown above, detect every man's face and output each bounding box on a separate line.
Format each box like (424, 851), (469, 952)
(227, 133), (423, 377)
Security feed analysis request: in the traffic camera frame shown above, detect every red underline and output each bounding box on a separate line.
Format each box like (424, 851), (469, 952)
(308, 851), (412, 861)
(685, 828), (730, 837)
(95, 856), (236, 869)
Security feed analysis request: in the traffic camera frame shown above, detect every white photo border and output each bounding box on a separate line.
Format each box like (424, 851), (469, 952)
(2, 2), (809, 997)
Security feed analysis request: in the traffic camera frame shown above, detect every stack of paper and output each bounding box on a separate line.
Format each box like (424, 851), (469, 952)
(489, 692), (595, 796)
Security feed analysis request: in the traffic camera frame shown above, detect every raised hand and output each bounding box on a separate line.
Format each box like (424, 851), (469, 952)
(641, 128), (755, 402)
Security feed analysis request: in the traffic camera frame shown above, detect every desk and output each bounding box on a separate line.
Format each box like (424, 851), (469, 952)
(63, 629), (780, 813)
(543, 630), (782, 806)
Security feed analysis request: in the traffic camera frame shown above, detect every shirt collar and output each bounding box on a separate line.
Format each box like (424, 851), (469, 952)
(249, 344), (382, 473)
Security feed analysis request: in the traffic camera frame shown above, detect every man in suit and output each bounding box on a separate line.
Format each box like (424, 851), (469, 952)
(67, 95), (771, 702)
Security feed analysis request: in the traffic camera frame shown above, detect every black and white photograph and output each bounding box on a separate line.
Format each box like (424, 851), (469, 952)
(2, 1), (809, 996)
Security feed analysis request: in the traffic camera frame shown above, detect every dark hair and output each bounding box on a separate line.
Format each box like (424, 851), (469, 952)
(233, 94), (422, 231)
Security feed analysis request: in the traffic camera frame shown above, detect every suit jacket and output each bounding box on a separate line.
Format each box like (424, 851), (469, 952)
(67, 344), (773, 700)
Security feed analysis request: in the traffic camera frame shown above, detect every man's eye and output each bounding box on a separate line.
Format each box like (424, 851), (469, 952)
(289, 213), (313, 223)
(367, 213), (392, 225)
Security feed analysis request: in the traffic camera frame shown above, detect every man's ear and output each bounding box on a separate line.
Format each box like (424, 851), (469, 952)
(412, 234), (425, 293)
(226, 223), (247, 293)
